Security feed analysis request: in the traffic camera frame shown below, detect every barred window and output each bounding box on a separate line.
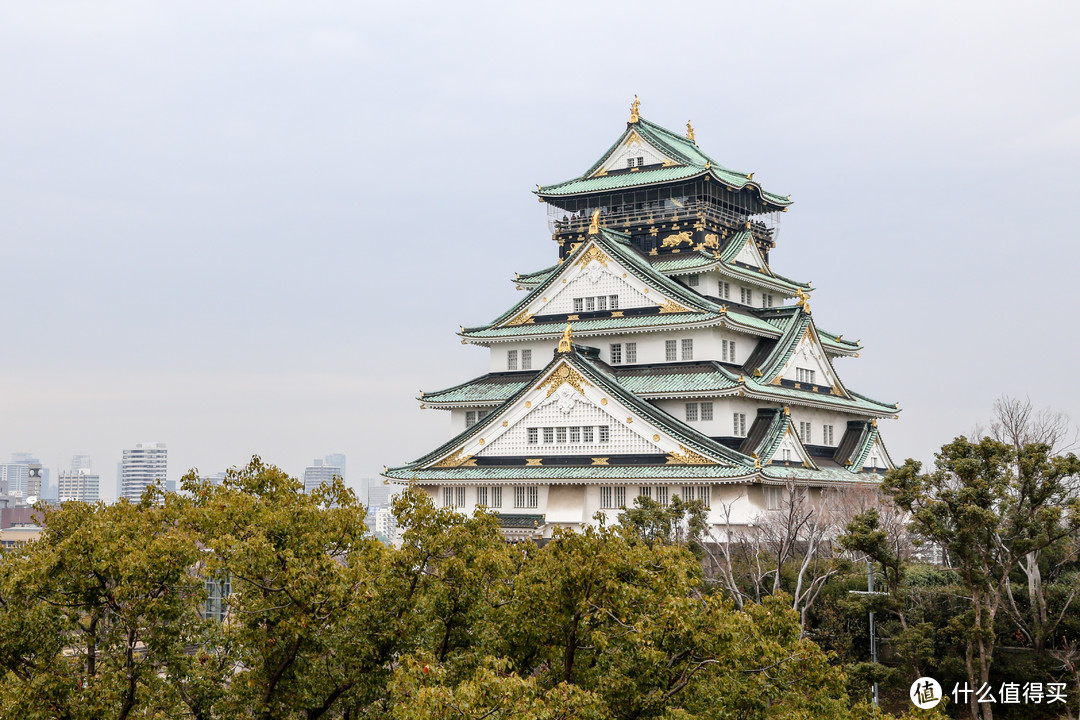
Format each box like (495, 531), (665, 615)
(610, 343), (622, 364)
(740, 287), (752, 305)
(490, 486), (502, 508)
(665, 340), (677, 361)
(799, 422), (812, 442)
(639, 486), (652, 500)
(733, 413), (747, 436)
(719, 281), (730, 299)
(574, 298), (583, 313)
(521, 349), (532, 370)
(543, 427), (554, 444)
(527, 428), (538, 444)
(685, 402), (699, 422)
(466, 411), (477, 427)
(514, 486), (538, 508)
(796, 368), (816, 384)
(477, 486), (487, 506)
(507, 350), (518, 371)
(585, 297), (595, 312)
(556, 427), (567, 443)
(687, 274), (700, 287)
(569, 426), (581, 443)
(625, 342), (637, 363)
(764, 486), (783, 510)
(443, 486), (465, 508)
(609, 295), (619, 310)
(701, 401), (713, 421)
(656, 486), (669, 506)
(597, 296), (608, 311)
(722, 339), (736, 363)
(681, 338), (693, 360)
(583, 426), (594, 443)
(600, 486), (613, 508)
(614, 486), (625, 507)
(599, 426), (610, 443)
(823, 424), (835, 445)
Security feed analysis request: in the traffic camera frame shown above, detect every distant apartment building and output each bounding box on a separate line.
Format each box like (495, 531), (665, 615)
(302, 459), (342, 494)
(0, 465), (29, 498)
(58, 469), (101, 503)
(120, 443), (168, 502)
(70, 455), (93, 472)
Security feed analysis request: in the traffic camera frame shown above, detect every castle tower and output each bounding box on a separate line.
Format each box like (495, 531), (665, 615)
(385, 102), (899, 540)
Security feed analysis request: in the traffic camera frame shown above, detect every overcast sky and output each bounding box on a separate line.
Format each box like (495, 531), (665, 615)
(2, 1), (1078, 499)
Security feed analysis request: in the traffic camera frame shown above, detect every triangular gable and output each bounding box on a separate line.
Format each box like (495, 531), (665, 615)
(855, 429), (895, 472)
(418, 353), (744, 470)
(729, 233), (770, 272)
(769, 319), (853, 400)
(592, 128), (682, 176)
(739, 409), (818, 470)
(495, 234), (708, 328)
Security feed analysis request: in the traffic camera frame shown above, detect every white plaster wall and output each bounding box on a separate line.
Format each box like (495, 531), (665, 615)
(489, 340), (557, 373)
(787, 406), (858, 447)
(597, 134), (672, 173)
(652, 397), (763, 438)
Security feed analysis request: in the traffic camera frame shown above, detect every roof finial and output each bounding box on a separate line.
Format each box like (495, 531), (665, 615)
(686, 120), (695, 143)
(629, 95), (640, 124)
(588, 208), (600, 235)
(558, 324), (574, 354)
(795, 288), (811, 314)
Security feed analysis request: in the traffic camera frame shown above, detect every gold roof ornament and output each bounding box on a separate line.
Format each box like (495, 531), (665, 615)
(795, 288), (811, 313)
(686, 120), (695, 142)
(558, 323), (574, 354)
(629, 95), (641, 123)
(588, 208), (600, 235)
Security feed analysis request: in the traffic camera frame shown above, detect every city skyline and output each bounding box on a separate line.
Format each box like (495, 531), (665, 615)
(2, 2), (1079, 494)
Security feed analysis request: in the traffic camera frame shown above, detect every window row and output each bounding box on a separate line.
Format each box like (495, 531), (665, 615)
(796, 422), (835, 445)
(465, 410), (490, 428)
(795, 367), (816, 384)
(443, 485), (535, 509)
(507, 349), (533, 371)
(713, 280), (773, 308)
(721, 339), (737, 363)
(684, 401), (714, 422)
(636, 485), (711, 509)
(625, 156), (645, 168)
(573, 295), (620, 313)
(609, 342), (637, 364)
(665, 338), (693, 361)
(527, 425), (611, 444)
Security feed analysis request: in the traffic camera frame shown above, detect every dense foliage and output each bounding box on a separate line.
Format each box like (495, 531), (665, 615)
(0, 458), (947, 720)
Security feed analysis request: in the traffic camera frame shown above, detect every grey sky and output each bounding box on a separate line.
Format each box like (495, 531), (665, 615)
(2, 1), (1078, 498)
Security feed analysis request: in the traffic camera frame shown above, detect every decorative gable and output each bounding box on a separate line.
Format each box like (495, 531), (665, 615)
(776, 325), (850, 398)
(501, 239), (691, 324)
(593, 130), (680, 175)
(766, 424), (817, 469)
(422, 357), (731, 468)
(860, 433), (894, 472)
(731, 234), (767, 270)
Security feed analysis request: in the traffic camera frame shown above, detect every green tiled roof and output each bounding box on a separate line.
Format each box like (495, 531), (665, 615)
(515, 264), (560, 286)
(422, 372), (536, 405)
(463, 312), (724, 340)
(421, 361), (898, 416)
(385, 465), (753, 481)
(537, 118), (792, 207)
(497, 513), (546, 528)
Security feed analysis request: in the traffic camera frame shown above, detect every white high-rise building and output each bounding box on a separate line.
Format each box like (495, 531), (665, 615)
(303, 459), (342, 494)
(120, 443), (168, 502)
(58, 469), (100, 503)
(0, 465), (30, 498)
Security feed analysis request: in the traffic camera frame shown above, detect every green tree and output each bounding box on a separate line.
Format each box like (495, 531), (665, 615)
(884, 437), (1080, 720)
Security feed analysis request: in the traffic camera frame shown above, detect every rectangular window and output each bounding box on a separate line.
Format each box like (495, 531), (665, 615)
(585, 297), (596, 312)
(490, 486), (502, 508)
(597, 295), (608, 311)
(722, 339), (737, 363)
(639, 486), (652, 500)
(625, 342), (637, 363)
(782, 448), (792, 461)
(685, 402), (699, 422)
(600, 486), (613, 508)
(665, 340), (677, 361)
(583, 426), (594, 443)
(477, 486), (487, 506)
(823, 424), (834, 445)
(507, 350), (518, 371)
(764, 486), (783, 510)
(701, 401), (713, 421)
(762, 294), (774, 308)
(733, 413), (747, 436)
(543, 427), (554, 444)
(599, 426), (610, 443)
(719, 282), (730, 299)
(443, 487), (465, 508)
(656, 486), (669, 506)
(514, 486), (538, 508)
(796, 368), (817, 384)
(681, 338), (693, 360)
(610, 343), (622, 364)
(466, 411), (477, 427)
(687, 274), (700, 287)
(574, 298), (583, 313)
(527, 427), (538, 444)
(569, 426), (581, 443)
(609, 295), (619, 310)
(615, 486), (626, 507)
(799, 421), (812, 442)
(443, 487), (452, 507)
(556, 427), (567, 443)
(521, 349), (532, 370)
(627, 158), (635, 168)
